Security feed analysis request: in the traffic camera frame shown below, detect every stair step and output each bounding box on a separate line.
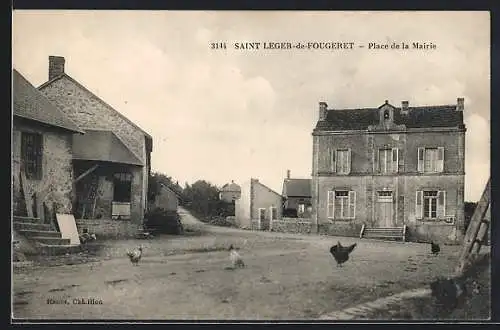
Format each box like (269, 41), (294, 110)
(13, 216), (42, 224)
(18, 230), (62, 238)
(13, 222), (53, 231)
(38, 244), (83, 256)
(32, 237), (71, 245)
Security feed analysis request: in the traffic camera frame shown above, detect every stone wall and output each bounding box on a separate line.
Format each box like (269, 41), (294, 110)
(12, 120), (74, 219)
(76, 219), (141, 239)
(39, 76), (149, 222)
(318, 221), (364, 238)
(270, 218), (312, 234)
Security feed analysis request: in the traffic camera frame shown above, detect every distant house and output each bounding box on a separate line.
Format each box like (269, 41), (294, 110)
(282, 170), (312, 218)
(12, 69), (84, 221)
(150, 183), (181, 212)
(219, 180), (241, 202)
(37, 56), (153, 237)
(235, 178), (282, 230)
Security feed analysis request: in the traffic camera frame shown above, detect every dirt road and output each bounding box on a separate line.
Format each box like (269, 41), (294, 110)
(12, 210), (489, 320)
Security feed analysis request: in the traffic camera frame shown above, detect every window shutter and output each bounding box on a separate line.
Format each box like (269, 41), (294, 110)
(347, 148), (352, 174)
(415, 190), (423, 219)
(373, 149), (381, 173)
(437, 147), (444, 172)
(417, 148), (424, 173)
(330, 148), (336, 173)
(438, 190), (446, 218)
(328, 190), (335, 219)
(392, 148), (399, 173)
(348, 191), (356, 219)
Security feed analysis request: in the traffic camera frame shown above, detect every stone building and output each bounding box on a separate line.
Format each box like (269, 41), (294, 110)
(311, 99), (466, 243)
(12, 69), (84, 220)
(282, 170), (312, 218)
(219, 180), (241, 203)
(37, 56), (153, 237)
(235, 178), (282, 230)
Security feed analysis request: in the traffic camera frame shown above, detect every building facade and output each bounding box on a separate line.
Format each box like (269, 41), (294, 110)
(12, 69), (84, 222)
(311, 99), (466, 243)
(282, 170), (312, 218)
(37, 56), (153, 236)
(219, 180), (242, 203)
(235, 178), (282, 230)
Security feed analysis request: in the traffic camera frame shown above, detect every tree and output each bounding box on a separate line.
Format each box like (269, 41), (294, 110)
(464, 201), (478, 232)
(182, 180), (223, 221)
(148, 172), (184, 204)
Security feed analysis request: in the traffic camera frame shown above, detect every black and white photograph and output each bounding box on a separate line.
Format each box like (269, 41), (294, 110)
(11, 10), (491, 321)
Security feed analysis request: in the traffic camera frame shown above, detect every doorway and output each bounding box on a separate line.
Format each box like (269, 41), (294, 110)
(376, 191), (394, 227)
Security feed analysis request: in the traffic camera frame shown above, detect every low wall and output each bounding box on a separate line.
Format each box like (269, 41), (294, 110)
(271, 218), (312, 234)
(406, 222), (463, 245)
(76, 219), (141, 239)
(319, 221), (364, 238)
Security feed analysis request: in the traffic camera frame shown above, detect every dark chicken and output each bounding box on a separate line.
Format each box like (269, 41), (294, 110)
(329, 241), (357, 267)
(431, 241), (441, 256)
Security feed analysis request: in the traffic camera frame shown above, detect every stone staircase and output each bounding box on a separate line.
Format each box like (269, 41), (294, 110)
(13, 216), (82, 256)
(359, 225), (407, 242)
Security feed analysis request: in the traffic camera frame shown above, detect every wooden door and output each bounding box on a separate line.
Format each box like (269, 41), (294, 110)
(376, 191), (394, 227)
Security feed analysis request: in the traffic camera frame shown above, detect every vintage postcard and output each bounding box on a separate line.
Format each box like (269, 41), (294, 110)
(11, 10), (491, 321)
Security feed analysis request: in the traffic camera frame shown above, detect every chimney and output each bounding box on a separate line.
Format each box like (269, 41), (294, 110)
(286, 170), (291, 179)
(457, 97), (464, 111)
(49, 56), (65, 80)
(319, 102), (328, 121)
(401, 100), (409, 114)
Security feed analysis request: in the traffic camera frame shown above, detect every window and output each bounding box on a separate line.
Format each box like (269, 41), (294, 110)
(329, 148), (351, 174)
(384, 110), (390, 119)
(298, 204), (305, 213)
(327, 190), (356, 220)
(258, 208), (266, 221)
(416, 190), (446, 220)
(378, 148), (399, 173)
(113, 172), (132, 202)
(418, 147), (444, 173)
(21, 132), (43, 180)
(270, 207), (278, 220)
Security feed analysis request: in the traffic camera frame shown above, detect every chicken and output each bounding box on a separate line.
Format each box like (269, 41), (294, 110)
(431, 241), (441, 256)
(430, 252), (490, 313)
(228, 244), (245, 268)
(126, 246), (143, 266)
(329, 241), (357, 267)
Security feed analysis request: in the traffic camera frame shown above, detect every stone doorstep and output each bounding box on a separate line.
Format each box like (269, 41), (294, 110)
(17, 229), (62, 238)
(13, 216), (42, 223)
(38, 244), (83, 256)
(13, 222), (53, 231)
(32, 237), (71, 245)
(13, 261), (34, 268)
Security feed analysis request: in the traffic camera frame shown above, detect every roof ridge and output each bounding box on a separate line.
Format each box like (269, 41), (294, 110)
(38, 73), (152, 139)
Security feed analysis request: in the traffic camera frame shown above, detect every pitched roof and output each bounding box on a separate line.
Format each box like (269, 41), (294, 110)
(315, 102), (465, 131)
(221, 181), (241, 192)
(72, 129), (143, 165)
(38, 73), (152, 141)
(13, 69), (84, 134)
(283, 178), (311, 197)
(251, 179), (282, 198)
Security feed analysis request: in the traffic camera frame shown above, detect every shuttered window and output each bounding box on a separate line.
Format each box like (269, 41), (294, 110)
(21, 132), (43, 180)
(327, 190), (356, 220)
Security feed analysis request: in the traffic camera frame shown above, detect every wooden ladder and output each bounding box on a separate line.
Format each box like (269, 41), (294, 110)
(455, 177), (491, 276)
(81, 175), (99, 219)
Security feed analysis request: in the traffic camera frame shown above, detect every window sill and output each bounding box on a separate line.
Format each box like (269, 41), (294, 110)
(417, 218), (455, 225)
(327, 218), (355, 222)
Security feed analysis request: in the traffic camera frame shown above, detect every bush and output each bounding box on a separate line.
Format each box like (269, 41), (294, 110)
(144, 207), (183, 235)
(208, 216), (237, 227)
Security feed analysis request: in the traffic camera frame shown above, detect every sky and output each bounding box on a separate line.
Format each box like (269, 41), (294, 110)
(12, 11), (490, 201)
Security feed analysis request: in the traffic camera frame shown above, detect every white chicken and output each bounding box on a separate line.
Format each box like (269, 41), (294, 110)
(126, 245), (143, 266)
(229, 244), (245, 269)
